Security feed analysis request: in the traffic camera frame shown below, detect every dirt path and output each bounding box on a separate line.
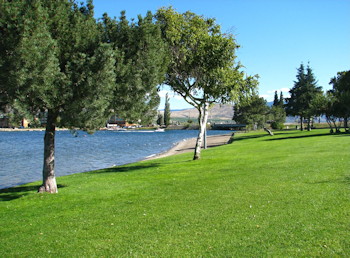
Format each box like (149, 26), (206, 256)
(146, 133), (232, 160)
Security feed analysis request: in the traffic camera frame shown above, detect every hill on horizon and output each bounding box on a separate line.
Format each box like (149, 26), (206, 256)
(166, 104), (234, 120)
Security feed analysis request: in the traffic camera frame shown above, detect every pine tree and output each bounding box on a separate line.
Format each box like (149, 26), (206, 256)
(164, 93), (171, 127)
(273, 91), (279, 106)
(0, 1), (168, 193)
(286, 63), (322, 131)
(157, 113), (164, 126)
(99, 11), (168, 123)
(279, 91), (284, 107)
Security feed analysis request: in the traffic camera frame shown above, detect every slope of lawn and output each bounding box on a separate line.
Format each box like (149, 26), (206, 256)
(0, 129), (349, 256)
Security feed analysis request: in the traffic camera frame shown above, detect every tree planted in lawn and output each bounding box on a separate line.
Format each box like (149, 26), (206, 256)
(233, 94), (269, 130)
(329, 70), (350, 131)
(286, 63), (323, 131)
(0, 0), (116, 193)
(0, 1), (167, 193)
(156, 7), (257, 160)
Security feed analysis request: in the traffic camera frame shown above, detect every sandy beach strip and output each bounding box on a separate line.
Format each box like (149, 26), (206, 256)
(145, 133), (233, 160)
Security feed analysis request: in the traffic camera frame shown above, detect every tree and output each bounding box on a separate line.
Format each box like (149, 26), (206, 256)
(233, 94), (269, 130)
(273, 91), (279, 106)
(269, 105), (286, 129)
(99, 11), (169, 124)
(0, 1), (116, 193)
(279, 91), (284, 107)
(164, 93), (171, 127)
(270, 90), (286, 128)
(156, 7), (257, 160)
(157, 113), (164, 126)
(329, 70), (350, 131)
(0, 1), (167, 193)
(314, 92), (341, 133)
(285, 63), (323, 131)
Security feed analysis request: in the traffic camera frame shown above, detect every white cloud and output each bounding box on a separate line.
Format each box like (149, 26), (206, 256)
(259, 94), (271, 99)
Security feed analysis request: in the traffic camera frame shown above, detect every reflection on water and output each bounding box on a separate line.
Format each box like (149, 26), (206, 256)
(0, 130), (229, 189)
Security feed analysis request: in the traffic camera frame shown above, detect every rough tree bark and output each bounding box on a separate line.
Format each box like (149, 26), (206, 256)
(38, 110), (58, 193)
(194, 102), (209, 160)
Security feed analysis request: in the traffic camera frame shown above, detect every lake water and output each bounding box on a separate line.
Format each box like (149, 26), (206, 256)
(0, 130), (230, 189)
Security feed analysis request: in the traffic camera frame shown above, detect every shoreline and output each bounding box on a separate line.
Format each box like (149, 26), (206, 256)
(145, 133), (232, 160)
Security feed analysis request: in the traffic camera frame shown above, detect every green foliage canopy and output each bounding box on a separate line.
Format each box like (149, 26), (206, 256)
(0, 1), (169, 192)
(233, 94), (269, 130)
(155, 7), (258, 159)
(285, 63), (323, 130)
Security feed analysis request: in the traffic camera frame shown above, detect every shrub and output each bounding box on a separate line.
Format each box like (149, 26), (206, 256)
(271, 121), (284, 130)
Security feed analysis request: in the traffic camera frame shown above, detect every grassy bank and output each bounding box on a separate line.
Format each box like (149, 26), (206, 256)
(1, 129), (349, 256)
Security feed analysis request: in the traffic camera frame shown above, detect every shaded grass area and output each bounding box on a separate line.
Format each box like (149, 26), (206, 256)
(0, 129), (349, 256)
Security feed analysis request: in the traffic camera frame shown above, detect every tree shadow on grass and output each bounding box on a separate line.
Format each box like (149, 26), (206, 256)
(230, 131), (303, 143)
(0, 184), (66, 201)
(230, 134), (269, 142)
(91, 163), (160, 174)
(307, 175), (350, 186)
(264, 133), (332, 141)
(344, 175), (350, 186)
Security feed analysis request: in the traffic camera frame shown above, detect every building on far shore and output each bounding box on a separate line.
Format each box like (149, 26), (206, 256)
(0, 115), (30, 128)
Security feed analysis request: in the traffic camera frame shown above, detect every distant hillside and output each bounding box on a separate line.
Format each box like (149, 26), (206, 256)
(170, 104), (233, 120)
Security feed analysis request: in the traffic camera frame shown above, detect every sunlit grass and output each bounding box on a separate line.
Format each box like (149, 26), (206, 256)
(0, 129), (349, 256)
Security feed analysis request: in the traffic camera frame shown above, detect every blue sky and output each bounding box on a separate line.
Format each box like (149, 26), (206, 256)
(92, 0), (350, 109)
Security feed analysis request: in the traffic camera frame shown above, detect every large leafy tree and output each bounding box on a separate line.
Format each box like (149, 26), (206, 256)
(329, 70), (350, 131)
(0, 1), (167, 193)
(285, 63), (323, 131)
(233, 94), (269, 130)
(156, 7), (257, 160)
(313, 92), (342, 133)
(0, 0), (116, 193)
(98, 11), (169, 124)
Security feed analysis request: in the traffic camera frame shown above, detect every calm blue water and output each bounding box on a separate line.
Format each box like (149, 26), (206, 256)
(0, 130), (229, 189)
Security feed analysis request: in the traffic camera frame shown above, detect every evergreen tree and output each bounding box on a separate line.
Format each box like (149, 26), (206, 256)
(285, 63), (323, 131)
(0, 1), (117, 193)
(279, 91), (284, 107)
(164, 93), (171, 127)
(0, 1), (168, 193)
(273, 91), (279, 106)
(157, 113), (164, 126)
(99, 11), (169, 123)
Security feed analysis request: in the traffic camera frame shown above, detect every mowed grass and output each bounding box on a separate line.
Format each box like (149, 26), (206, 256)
(0, 129), (349, 257)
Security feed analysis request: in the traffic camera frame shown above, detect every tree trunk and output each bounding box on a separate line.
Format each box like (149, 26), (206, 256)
(38, 110), (58, 193)
(264, 127), (274, 136)
(307, 117), (311, 131)
(194, 102), (209, 160)
(344, 117), (348, 132)
(300, 116), (304, 131)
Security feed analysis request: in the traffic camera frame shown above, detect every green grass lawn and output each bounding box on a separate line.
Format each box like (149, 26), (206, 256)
(1, 129), (349, 257)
